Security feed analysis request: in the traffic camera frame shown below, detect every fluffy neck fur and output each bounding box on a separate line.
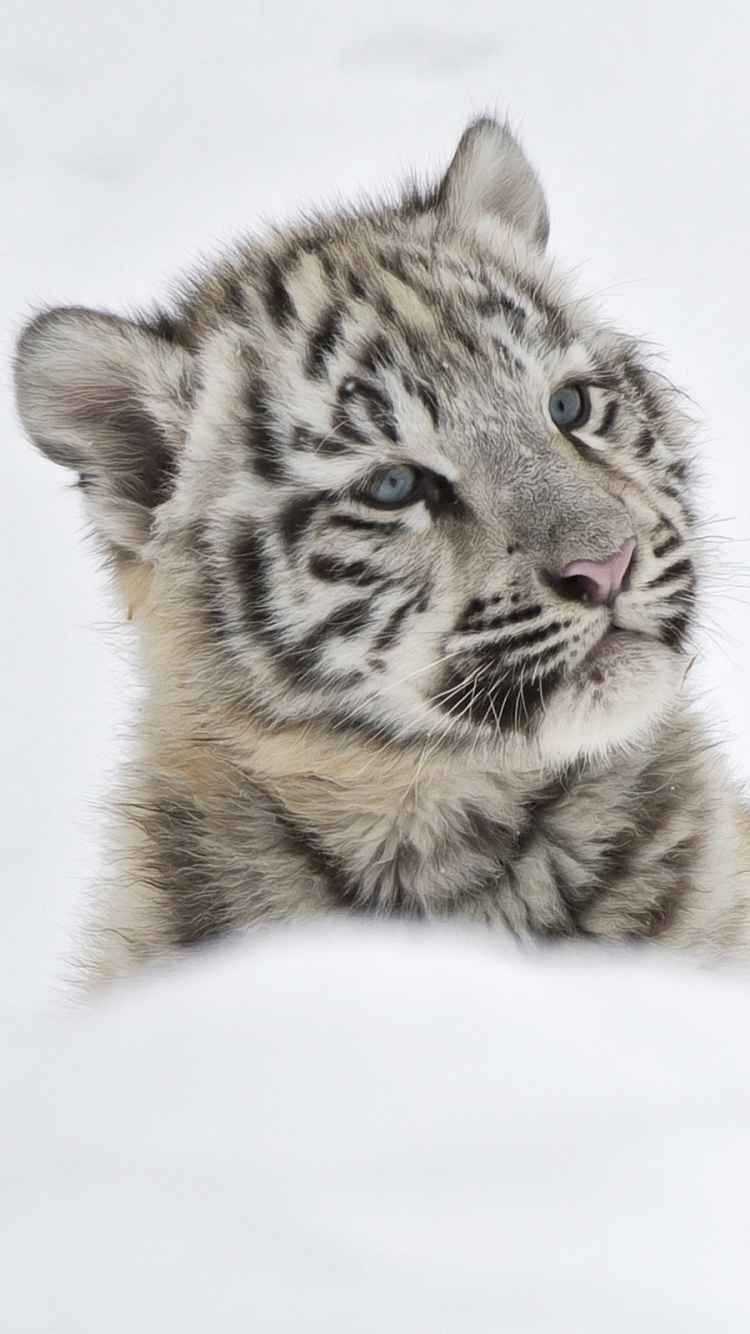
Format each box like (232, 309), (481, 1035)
(83, 557), (750, 983)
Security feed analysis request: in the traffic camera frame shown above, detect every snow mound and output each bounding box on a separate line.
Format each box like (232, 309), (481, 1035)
(3, 923), (750, 1332)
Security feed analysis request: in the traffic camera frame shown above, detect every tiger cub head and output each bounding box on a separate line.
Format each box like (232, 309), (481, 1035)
(15, 119), (696, 768)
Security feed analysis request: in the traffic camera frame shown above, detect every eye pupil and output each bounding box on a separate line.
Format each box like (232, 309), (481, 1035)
(361, 464), (420, 507)
(550, 384), (588, 429)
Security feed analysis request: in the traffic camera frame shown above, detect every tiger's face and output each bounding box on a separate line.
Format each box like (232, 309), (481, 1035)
(15, 120), (696, 768)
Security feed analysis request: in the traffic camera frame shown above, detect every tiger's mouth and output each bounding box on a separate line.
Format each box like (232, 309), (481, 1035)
(434, 595), (684, 735)
(571, 620), (682, 694)
(576, 625), (638, 684)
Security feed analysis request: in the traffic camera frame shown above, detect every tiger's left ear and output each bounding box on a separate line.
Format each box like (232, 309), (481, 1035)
(14, 307), (194, 556)
(436, 118), (550, 249)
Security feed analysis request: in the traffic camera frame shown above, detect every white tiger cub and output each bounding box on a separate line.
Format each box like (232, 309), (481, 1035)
(15, 118), (750, 980)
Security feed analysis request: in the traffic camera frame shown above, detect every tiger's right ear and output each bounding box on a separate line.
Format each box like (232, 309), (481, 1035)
(14, 307), (194, 556)
(436, 118), (550, 250)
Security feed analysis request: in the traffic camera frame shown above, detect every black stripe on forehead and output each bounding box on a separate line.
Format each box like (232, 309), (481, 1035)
(296, 233), (337, 280)
(414, 378), (440, 429)
(496, 292), (528, 338)
(306, 306), (344, 379)
(488, 337), (524, 377)
(245, 378), (286, 483)
(512, 272), (569, 328)
(338, 376), (400, 445)
(290, 425), (354, 456)
(219, 277), (253, 325)
(348, 270), (367, 300)
(262, 256), (297, 329)
(620, 358), (668, 424)
(357, 334), (396, 374)
(398, 366), (440, 429)
(375, 251), (441, 313)
(441, 310), (481, 358)
(376, 250), (416, 287)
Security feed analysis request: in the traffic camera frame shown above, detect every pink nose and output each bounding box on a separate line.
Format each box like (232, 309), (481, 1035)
(557, 537), (636, 605)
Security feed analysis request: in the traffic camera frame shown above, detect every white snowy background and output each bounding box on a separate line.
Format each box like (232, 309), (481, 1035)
(4, 1), (750, 1329)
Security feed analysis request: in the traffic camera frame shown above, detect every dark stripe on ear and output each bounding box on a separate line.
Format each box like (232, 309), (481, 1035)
(306, 306), (344, 379)
(263, 257), (297, 328)
(65, 402), (177, 511)
(110, 406), (179, 509)
(246, 379), (286, 482)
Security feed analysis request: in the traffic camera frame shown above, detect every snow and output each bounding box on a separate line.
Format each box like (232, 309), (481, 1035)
(5, 927), (750, 1331)
(3, 0), (750, 1326)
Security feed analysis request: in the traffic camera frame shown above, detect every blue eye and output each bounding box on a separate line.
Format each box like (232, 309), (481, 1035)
(360, 464), (422, 508)
(549, 383), (589, 430)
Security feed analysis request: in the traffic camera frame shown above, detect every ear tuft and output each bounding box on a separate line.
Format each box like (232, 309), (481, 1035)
(15, 308), (194, 555)
(437, 118), (549, 249)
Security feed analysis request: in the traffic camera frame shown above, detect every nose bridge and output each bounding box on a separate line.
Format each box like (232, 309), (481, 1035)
(501, 442), (632, 567)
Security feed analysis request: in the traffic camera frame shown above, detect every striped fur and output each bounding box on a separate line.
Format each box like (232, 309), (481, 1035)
(14, 118), (750, 981)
